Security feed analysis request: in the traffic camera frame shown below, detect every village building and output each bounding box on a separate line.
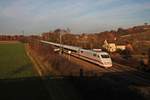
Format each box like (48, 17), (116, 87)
(102, 40), (126, 52)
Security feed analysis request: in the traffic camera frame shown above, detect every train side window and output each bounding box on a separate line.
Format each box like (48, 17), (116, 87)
(101, 55), (110, 58)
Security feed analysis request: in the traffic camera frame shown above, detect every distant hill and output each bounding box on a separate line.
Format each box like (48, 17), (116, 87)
(41, 24), (150, 53)
(117, 24), (150, 36)
(116, 30), (150, 54)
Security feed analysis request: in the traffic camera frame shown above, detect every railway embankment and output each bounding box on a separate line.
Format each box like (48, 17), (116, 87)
(27, 40), (150, 100)
(28, 40), (102, 76)
(25, 43), (83, 100)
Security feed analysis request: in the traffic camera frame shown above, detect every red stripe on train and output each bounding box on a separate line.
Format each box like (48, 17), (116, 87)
(69, 52), (103, 64)
(78, 54), (103, 64)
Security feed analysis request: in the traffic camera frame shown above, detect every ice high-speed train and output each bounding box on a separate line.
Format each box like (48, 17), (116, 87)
(41, 40), (112, 68)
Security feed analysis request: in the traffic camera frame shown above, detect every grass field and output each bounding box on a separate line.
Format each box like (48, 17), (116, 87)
(0, 42), (36, 79)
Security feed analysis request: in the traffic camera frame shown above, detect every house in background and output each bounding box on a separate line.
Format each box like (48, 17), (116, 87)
(116, 45), (126, 51)
(102, 40), (126, 52)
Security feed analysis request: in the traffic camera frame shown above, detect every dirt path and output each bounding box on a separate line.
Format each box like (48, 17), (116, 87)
(25, 44), (45, 76)
(25, 44), (60, 76)
(0, 41), (20, 44)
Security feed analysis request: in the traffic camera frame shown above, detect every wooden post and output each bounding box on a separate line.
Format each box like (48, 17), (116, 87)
(148, 48), (150, 67)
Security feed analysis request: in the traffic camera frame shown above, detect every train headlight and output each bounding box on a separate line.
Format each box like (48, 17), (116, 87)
(104, 62), (111, 65)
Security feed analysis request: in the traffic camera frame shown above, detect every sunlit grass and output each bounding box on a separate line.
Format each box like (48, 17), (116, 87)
(0, 43), (36, 79)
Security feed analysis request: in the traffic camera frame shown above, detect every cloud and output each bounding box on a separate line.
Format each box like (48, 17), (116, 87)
(0, 0), (150, 33)
(68, 1), (150, 32)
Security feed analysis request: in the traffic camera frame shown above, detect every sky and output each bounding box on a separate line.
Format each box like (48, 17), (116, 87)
(0, 0), (150, 34)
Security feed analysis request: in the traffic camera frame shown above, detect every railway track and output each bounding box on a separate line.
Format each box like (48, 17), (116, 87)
(62, 52), (110, 73)
(40, 40), (150, 87)
(63, 52), (150, 85)
(64, 51), (125, 73)
(27, 42), (150, 85)
(112, 63), (150, 84)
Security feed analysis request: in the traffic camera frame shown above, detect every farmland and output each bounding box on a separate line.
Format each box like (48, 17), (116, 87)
(0, 42), (36, 79)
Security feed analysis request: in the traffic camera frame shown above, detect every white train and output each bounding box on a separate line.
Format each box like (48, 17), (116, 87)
(41, 40), (112, 68)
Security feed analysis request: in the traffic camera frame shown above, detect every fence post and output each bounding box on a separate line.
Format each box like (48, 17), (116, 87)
(148, 48), (150, 67)
(80, 69), (84, 77)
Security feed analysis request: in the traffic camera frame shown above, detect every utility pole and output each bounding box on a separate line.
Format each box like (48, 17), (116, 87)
(59, 31), (62, 54)
(22, 30), (24, 36)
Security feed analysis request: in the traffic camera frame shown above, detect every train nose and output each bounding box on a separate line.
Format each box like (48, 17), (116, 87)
(103, 62), (112, 67)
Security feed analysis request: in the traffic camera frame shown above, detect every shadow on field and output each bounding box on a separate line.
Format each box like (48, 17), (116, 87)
(11, 64), (32, 75)
(0, 71), (150, 100)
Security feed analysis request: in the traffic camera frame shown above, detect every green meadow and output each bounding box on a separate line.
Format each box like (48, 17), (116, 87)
(0, 43), (36, 79)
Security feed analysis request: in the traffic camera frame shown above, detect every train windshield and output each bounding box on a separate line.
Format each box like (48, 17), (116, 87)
(101, 54), (110, 58)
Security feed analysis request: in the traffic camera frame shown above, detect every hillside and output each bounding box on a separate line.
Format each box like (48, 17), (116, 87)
(117, 30), (150, 54)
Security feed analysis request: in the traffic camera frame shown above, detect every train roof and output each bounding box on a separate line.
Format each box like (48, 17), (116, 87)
(41, 40), (109, 55)
(80, 49), (109, 54)
(62, 45), (81, 51)
(41, 40), (81, 51)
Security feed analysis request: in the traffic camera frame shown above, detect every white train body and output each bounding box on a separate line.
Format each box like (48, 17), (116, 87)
(41, 40), (112, 68)
(78, 49), (112, 68)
